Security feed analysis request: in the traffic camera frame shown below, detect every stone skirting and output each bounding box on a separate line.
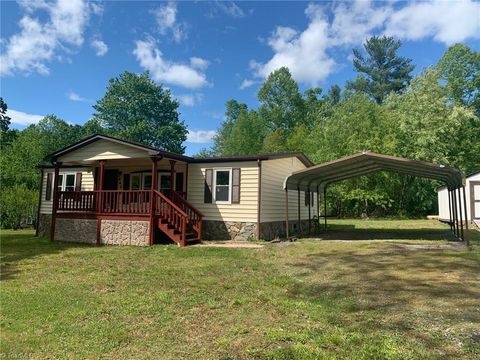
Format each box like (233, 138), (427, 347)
(100, 220), (149, 246)
(55, 218), (97, 244)
(259, 219), (313, 240)
(202, 220), (257, 241)
(37, 213), (52, 238)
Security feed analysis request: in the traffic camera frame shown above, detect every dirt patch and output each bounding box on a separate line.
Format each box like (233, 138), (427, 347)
(399, 242), (467, 251)
(191, 241), (264, 249)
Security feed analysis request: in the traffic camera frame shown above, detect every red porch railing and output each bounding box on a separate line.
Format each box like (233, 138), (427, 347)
(57, 190), (151, 214)
(57, 191), (96, 212)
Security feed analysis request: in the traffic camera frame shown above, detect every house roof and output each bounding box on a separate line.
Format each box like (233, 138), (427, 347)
(44, 134), (313, 167)
(45, 134), (193, 163)
(284, 151), (465, 191)
(191, 152), (313, 167)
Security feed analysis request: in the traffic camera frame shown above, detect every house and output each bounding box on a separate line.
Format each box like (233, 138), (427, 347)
(36, 134), (315, 246)
(437, 171), (480, 227)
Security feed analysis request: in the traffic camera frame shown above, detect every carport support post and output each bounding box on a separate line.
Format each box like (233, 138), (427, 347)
(458, 187), (464, 241)
(317, 186), (320, 232)
(324, 187), (327, 232)
(453, 189), (459, 238)
(285, 188), (289, 239)
(297, 187), (301, 236)
(462, 186), (470, 246)
(447, 189), (453, 231)
(308, 189), (311, 235)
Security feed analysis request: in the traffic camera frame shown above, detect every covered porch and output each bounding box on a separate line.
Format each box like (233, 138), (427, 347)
(45, 134), (203, 246)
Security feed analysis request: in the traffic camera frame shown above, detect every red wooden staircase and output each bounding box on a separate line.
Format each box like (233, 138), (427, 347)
(154, 190), (203, 247)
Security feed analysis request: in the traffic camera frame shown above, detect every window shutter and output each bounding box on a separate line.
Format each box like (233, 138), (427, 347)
(232, 168), (241, 204)
(45, 172), (53, 200)
(204, 169), (213, 203)
(305, 191), (309, 206)
(75, 172), (82, 191)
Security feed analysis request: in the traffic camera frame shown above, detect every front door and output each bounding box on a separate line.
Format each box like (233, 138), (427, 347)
(104, 170), (118, 190)
(159, 175), (171, 196)
(471, 181), (480, 220)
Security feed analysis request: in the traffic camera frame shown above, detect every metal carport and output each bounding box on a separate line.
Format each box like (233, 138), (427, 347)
(283, 151), (468, 243)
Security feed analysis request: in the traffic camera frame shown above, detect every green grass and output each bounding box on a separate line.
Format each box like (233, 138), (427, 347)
(1, 221), (479, 359)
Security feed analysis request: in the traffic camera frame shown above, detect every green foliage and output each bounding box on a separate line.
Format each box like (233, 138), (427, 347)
(211, 42), (480, 218)
(0, 185), (38, 229)
(437, 43), (480, 113)
(347, 36), (414, 104)
(0, 97), (11, 132)
(93, 71), (187, 153)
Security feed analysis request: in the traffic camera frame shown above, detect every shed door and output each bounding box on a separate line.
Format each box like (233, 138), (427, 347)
(471, 181), (480, 220)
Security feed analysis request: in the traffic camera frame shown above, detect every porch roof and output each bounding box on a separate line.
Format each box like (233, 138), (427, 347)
(284, 151), (465, 192)
(45, 134), (193, 164)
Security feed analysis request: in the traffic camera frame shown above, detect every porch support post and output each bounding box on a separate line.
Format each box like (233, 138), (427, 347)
(149, 156), (160, 246)
(285, 188), (289, 239)
(324, 186), (327, 232)
(462, 185), (470, 246)
(50, 163), (61, 241)
(169, 160), (176, 196)
(97, 160), (106, 213)
(457, 188), (464, 241)
(297, 187), (301, 236)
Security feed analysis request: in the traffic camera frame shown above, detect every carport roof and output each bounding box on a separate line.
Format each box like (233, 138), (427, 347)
(284, 151), (465, 191)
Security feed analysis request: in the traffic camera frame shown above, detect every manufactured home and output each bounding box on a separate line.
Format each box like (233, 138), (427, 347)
(37, 134), (315, 246)
(437, 171), (480, 227)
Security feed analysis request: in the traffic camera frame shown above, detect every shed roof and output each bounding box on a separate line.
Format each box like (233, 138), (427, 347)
(284, 151), (465, 191)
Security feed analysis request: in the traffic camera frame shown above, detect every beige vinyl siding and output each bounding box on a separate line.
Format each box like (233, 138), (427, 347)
(187, 162), (259, 222)
(260, 157), (316, 223)
(57, 139), (150, 162)
(40, 168), (95, 214)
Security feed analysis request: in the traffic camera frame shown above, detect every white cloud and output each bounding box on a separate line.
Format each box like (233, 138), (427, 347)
(239, 79), (255, 90)
(133, 38), (209, 89)
(89, 2), (104, 16)
(384, 0), (480, 44)
(6, 109), (44, 126)
(214, 1), (245, 18)
(90, 37), (108, 56)
(250, 4), (335, 85)
(177, 93), (203, 107)
(251, 0), (480, 85)
(152, 2), (187, 43)
(190, 57), (209, 70)
(67, 91), (91, 102)
(1, 0), (89, 76)
(187, 130), (216, 143)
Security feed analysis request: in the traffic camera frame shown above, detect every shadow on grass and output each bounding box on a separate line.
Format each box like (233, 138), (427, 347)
(286, 244), (480, 349)
(0, 230), (90, 281)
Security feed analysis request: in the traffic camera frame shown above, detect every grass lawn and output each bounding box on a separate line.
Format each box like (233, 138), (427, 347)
(1, 220), (479, 359)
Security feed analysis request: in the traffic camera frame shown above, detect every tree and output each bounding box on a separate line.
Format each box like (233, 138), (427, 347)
(221, 110), (266, 156)
(212, 100), (248, 155)
(437, 43), (480, 113)
(93, 71), (187, 153)
(347, 36), (414, 104)
(0, 185), (37, 229)
(258, 67), (306, 131)
(0, 97), (11, 132)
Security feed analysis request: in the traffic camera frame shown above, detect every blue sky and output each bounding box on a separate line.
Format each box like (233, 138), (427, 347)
(1, 0), (479, 155)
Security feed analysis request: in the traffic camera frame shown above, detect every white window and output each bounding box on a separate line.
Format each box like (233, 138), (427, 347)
(214, 169), (231, 203)
(57, 173), (76, 192)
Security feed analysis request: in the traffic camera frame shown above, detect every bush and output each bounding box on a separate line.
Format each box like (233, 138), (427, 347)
(0, 185), (38, 229)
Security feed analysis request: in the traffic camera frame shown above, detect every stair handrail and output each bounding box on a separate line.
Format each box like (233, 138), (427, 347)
(171, 190), (204, 218)
(153, 189), (189, 219)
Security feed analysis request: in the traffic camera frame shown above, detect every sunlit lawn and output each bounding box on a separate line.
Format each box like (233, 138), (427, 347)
(1, 221), (479, 359)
